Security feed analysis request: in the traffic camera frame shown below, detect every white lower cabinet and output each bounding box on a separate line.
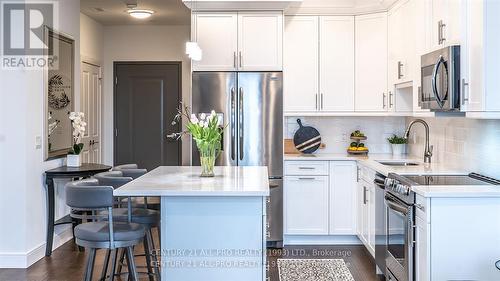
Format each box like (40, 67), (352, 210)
(329, 162), (357, 234)
(284, 175), (329, 235)
(415, 194), (500, 280)
(284, 160), (357, 240)
(356, 164), (376, 255)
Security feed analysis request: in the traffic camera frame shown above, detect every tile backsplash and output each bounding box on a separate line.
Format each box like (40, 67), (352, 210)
(285, 117), (406, 154)
(406, 117), (500, 178)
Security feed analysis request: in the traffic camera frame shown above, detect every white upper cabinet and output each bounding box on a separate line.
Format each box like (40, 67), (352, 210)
(284, 15), (354, 113)
(430, 0), (461, 49)
(192, 13), (238, 71)
(355, 13), (388, 112)
(284, 16), (319, 112)
(461, 0), (500, 114)
(192, 12), (283, 71)
(320, 16), (355, 112)
(388, 0), (416, 86)
(238, 12), (283, 71)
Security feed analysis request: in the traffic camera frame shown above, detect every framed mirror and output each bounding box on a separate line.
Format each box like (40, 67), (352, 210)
(44, 27), (75, 160)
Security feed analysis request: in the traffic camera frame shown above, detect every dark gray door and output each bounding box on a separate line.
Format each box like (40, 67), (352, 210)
(114, 62), (181, 171)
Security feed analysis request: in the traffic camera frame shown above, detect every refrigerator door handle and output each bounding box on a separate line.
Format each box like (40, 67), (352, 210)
(230, 87), (236, 161)
(239, 87), (244, 161)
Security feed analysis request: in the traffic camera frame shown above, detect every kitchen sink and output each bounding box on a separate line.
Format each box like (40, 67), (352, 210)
(376, 161), (420, 166)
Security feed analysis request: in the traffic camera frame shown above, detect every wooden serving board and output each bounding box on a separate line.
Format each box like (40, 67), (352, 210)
(285, 139), (325, 154)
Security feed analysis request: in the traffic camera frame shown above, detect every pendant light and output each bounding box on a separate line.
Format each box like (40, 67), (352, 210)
(186, 0), (202, 61)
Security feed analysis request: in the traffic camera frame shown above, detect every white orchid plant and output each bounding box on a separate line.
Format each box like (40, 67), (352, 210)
(68, 112), (86, 155)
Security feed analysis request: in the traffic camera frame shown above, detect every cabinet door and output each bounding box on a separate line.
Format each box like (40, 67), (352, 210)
(320, 16), (355, 111)
(355, 13), (388, 112)
(329, 161), (357, 235)
(284, 176), (329, 235)
(356, 178), (365, 240)
(461, 0), (484, 112)
(431, 0), (461, 49)
(388, 3), (403, 88)
(415, 215), (430, 281)
(238, 12), (283, 71)
(192, 13), (238, 71)
(368, 183), (376, 253)
(284, 16), (319, 112)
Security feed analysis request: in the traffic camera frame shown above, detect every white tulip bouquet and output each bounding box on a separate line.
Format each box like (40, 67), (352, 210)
(171, 103), (225, 176)
(68, 112), (87, 155)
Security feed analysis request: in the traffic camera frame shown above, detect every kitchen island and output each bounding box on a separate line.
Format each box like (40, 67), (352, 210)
(114, 166), (269, 281)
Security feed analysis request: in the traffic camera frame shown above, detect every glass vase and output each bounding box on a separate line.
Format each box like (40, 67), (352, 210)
(197, 142), (218, 177)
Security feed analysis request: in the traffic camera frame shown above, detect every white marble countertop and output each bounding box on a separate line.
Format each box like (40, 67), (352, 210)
(285, 153), (500, 198)
(114, 166), (270, 197)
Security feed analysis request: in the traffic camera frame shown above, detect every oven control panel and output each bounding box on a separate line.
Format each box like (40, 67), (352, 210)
(384, 177), (410, 196)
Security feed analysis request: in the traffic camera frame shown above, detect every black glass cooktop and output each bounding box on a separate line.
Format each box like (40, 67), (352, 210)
(404, 173), (500, 186)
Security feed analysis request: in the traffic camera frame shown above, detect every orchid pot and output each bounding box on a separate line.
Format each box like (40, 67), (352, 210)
(67, 112), (87, 167)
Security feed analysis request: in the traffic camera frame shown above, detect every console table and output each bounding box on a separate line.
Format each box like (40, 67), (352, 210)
(44, 163), (111, 256)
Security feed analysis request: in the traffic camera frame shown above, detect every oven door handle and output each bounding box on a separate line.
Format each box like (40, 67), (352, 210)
(385, 195), (409, 216)
(431, 55), (447, 108)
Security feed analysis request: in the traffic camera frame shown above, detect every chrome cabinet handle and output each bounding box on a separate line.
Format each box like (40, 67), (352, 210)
(389, 91), (394, 108)
(233, 52), (237, 68)
(363, 186), (367, 204)
(461, 78), (469, 105)
(438, 20), (446, 45)
(239, 51), (243, 68)
(397, 61), (403, 79)
(239, 87), (244, 161)
(230, 87), (236, 161)
(321, 93), (324, 110)
(383, 92), (387, 109)
(356, 167), (360, 182)
(298, 177), (315, 180)
(298, 167), (315, 170)
(315, 93), (318, 110)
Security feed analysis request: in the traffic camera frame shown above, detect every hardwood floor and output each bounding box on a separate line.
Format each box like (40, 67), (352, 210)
(0, 242), (381, 281)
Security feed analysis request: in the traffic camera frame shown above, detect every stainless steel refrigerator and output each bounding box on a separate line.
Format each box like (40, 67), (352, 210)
(192, 72), (283, 247)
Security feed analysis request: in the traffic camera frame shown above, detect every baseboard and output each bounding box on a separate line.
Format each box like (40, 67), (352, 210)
(283, 235), (362, 246)
(0, 225), (73, 268)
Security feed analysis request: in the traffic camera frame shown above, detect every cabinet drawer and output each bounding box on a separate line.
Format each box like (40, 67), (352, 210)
(285, 161), (329, 176)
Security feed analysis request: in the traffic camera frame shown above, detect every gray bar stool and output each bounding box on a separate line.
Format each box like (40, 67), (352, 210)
(65, 179), (145, 281)
(112, 164), (159, 210)
(94, 171), (161, 281)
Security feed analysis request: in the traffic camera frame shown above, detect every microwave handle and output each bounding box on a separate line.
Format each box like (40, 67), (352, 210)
(431, 55), (446, 108)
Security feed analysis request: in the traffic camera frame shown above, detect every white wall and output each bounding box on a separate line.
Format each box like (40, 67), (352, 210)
(406, 117), (500, 178)
(102, 25), (192, 166)
(285, 117), (406, 154)
(0, 0), (80, 268)
(80, 13), (104, 64)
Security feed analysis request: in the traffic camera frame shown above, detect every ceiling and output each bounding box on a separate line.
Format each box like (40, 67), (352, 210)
(80, 0), (191, 25)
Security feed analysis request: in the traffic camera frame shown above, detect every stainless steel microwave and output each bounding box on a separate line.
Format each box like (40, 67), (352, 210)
(420, 46), (461, 111)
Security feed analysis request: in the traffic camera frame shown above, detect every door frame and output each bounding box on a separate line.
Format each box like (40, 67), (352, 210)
(81, 59), (103, 163)
(112, 61), (183, 166)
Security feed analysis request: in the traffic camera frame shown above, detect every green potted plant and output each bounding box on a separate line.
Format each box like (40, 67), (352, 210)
(387, 134), (407, 155)
(171, 104), (225, 177)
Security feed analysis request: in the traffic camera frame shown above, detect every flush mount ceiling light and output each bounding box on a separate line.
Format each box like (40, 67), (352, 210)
(127, 9), (155, 19)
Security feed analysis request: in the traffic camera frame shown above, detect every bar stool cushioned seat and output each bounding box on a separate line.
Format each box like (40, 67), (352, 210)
(75, 222), (145, 242)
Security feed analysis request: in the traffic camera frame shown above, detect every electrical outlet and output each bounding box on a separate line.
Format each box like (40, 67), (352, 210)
(35, 135), (42, 149)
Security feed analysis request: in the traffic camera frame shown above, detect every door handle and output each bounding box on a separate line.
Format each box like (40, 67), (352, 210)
(239, 87), (244, 161)
(230, 87), (236, 161)
(432, 55), (447, 108)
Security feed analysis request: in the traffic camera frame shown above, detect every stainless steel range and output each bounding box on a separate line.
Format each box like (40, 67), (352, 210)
(384, 172), (500, 281)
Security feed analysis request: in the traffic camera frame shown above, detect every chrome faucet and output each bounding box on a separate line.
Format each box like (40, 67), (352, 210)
(404, 119), (433, 163)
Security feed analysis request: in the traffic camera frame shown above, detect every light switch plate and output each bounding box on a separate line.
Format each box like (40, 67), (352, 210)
(35, 135), (42, 149)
